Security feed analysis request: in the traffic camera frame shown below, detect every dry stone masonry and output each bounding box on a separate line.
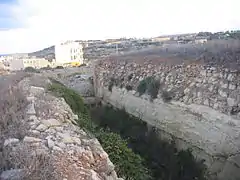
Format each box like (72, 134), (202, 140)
(1, 75), (121, 180)
(96, 58), (240, 117)
(94, 57), (240, 180)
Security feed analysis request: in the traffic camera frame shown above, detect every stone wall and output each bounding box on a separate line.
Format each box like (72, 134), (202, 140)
(96, 58), (240, 117)
(94, 58), (240, 179)
(1, 74), (121, 180)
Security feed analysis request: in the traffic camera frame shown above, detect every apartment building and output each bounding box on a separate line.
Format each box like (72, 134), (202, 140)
(55, 41), (84, 66)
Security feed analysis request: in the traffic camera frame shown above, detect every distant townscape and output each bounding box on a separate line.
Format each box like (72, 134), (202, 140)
(0, 30), (239, 71)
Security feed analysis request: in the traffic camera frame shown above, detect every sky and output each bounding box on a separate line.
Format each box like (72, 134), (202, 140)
(0, 0), (239, 54)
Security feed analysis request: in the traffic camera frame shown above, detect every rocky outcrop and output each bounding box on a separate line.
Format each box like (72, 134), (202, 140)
(41, 67), (95, 101)
(94, 58), (240, 179)
(0, 74), (121, 180)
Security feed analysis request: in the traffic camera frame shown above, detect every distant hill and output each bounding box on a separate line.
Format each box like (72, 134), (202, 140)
(28, 46), (55, 60)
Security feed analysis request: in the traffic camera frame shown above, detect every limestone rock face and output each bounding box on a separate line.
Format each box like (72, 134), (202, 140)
(0, 75), (121, 180)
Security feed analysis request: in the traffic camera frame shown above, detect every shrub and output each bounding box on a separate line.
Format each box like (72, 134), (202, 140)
(161, 90), (173, 102)
(137, 78), (148, 95)
(96, 129), (152, 180)
(137, 77), (160, 99)
(128, 74), (133, 81)
(125, 85), (133, 91)
(55, 66), (64, 69)
(90, 106), (207, 180)
(147, 78), (160, 99)
(108, 78), (115, 92)
(40, 66), (52, 70)
(79, 63), (87, 67)
(24, 67), (40, 73)
(47, 80), (88, 115)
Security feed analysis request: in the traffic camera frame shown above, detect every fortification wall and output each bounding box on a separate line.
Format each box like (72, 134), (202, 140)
(94, 57), (240, 179)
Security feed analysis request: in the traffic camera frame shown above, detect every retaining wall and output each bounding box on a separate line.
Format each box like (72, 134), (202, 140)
(94, 58), (240, 180)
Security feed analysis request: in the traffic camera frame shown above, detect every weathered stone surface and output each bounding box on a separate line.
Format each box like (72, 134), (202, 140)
(0, 169), (25, 180)
(3, 138), (19, 147)
(36, 124), (48, 132)
(23, 136), (42, 143)
(47, 138), (55, 149)
(42, 118), (61, 127)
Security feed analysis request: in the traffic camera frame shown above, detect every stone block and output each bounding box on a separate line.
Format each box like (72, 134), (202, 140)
(47, 138), (55, 149)
(36, 124), (48, 132)
(42, 118), (61, 127)
(23, 136), (42, 143)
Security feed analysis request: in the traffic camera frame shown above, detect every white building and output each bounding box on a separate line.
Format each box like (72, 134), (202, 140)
(9, 58), (24, 71)
(55, 41), (84, 65)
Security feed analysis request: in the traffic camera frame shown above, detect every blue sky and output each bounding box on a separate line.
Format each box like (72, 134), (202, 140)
(0, 0), (239, 54)
(0, 0), (20, 29)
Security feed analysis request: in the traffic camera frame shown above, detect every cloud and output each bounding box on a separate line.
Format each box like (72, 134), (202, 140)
(0, 0), (239, 54)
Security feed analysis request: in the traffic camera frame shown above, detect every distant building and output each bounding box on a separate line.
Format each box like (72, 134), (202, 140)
(55, 41), (84, 65)
(9, 58), (24, 71)
(23, 57), (50, 69)
(195, 38), (208, 44)
(8, 57), (51, 71)
(152, 36), (171, 42)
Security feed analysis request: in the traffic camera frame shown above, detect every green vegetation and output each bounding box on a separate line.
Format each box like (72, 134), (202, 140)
(137, 76), (160, 99)
(55, 66), (64, 69)
(128, 74), (133, 81)
(91, 106), (207, 180)
(24, 67), (40, 73)
(48, 79), (206, 180)
(40, 66), (52, 70)
(48, 80), (151, 180)
(125, 85), (133, 91)
(96, 129), (152, 180)
(161, 90), (173, 102)
(108, 78), (115, 92)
